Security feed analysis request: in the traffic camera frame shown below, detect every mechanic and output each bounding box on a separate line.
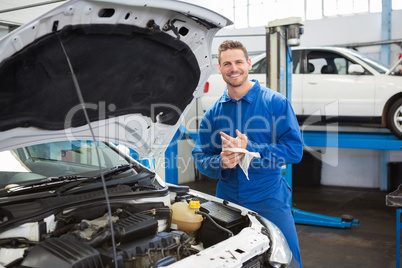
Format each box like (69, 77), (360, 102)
(192, 40), (303, 267)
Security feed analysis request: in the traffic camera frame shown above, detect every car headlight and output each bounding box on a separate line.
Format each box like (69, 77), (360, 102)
(258, 216), (292, 267)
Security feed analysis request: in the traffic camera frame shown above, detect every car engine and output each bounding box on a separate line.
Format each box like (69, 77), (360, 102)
(0, 188), (249, 268)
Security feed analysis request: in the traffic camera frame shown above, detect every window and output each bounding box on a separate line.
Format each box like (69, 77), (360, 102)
(323, 0), (377, 16)
(250, 58), (265, 74)
(308, 58), (327, 74)
(306, 51), (358, 75)
(369, 0), (382, 12)
(306, 0), (323, 19)
(292, 50), (301, 74)
(323, 0), (337, 16)
(354, 0), (369, 13)
(248, 50), (300, 75)
(26, 141), (108, 167)
(197, 0), (383, 28)
(393, 0), (402, 10)
(234, 0), (248, 28)
(334, 58), (348, 74)
(338, 0), (354, 14)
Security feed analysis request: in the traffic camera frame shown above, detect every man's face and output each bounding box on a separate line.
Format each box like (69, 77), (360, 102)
(218, 49), (252, 88)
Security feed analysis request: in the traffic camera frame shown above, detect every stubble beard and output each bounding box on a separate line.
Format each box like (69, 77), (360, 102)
(223, 73), (249, 88)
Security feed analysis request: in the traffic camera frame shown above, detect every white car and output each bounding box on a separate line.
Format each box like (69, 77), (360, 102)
(0, 0), (293, 267)
(199, 47), (402, 138)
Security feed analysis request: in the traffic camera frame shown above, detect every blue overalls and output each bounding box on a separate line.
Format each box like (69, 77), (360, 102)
(192, 80), (303, 267)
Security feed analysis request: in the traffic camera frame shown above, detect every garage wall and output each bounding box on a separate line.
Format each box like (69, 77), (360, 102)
(318, 147), (402, 189)
(212, 9), (402, 65)
(301, 10), (402, 62)
(0, 27), (8, 38)
(319, 148), (381, 188)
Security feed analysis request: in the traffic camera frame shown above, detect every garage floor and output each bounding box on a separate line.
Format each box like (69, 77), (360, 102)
(181, 179), (397, 268)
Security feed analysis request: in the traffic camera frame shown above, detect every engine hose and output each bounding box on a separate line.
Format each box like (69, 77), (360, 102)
(195, 211), (233, 237)
(64, 229), (111, 248)
(49, 223), (76, 238)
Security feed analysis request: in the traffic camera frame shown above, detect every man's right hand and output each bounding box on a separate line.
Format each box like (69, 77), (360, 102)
(220, 130), (247, 169)
(221, 150), (242, 169)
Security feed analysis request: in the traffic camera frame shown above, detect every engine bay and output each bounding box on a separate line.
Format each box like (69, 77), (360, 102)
(0, 188), (250, 268)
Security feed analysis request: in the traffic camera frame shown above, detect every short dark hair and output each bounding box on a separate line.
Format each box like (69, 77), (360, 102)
(218, 40), (249, 64)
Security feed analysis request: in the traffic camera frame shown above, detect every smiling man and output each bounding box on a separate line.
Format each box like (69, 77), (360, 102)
(192, 40), (304, 267)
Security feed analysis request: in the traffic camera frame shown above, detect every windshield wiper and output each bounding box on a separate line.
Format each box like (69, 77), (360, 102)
(65, 172), (153, 195)
(94, 164), (134, 179)
(0, 175), (90, 197)
(55, 164), (135, 195)
(1, 164), (135, 197)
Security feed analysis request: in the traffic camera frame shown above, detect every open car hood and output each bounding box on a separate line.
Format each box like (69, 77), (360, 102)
(0, 0), (231, 158)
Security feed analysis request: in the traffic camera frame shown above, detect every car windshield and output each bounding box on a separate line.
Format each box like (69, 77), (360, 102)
(0, 140), (131, 188)
(346, 49), (389, 74)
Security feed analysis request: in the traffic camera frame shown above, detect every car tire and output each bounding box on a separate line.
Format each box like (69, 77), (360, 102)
(387, 98), (402, 139)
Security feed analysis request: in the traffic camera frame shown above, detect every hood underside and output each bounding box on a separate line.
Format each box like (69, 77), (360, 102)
(0, 23), (199, 130)
(0, 0), (232, 157)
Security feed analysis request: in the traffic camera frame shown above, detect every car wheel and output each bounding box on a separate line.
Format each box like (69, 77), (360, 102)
(387, 99), (402, 139)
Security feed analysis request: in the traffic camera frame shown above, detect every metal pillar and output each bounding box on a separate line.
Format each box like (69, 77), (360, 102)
(164, 126), (197, 185)
(164, 129), (180, 185)
(380, 150), (391, 191)
(266, 17), (302, 95)
(266, 17), (361, 228)
(381, 0), (392, 66)
(266, 17), (303, 207)
(397, 208), (402, 268)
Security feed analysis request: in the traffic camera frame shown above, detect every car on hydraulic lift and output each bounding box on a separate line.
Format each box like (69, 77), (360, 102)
(199, 47), (402, 138)
(0, 0), (294, 268)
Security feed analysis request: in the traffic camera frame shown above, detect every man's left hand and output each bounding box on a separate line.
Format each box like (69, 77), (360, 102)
(220, 130), (248, 169)
(220, 130), (247, 150)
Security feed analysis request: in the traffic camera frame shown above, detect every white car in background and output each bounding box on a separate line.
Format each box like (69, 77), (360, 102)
(0, 0), (294, 267)
(199, 47), (402, 138)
